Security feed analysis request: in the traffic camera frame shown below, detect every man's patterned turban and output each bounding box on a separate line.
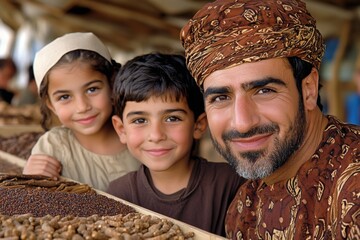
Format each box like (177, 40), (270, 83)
(180, 0), (325, 87)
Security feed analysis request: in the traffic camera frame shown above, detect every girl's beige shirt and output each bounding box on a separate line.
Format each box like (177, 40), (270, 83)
(31, 126), (140, 191)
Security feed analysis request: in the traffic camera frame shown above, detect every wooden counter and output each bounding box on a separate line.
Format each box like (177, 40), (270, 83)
(0, 124), (43, 137)
(0, 151), (227, 240)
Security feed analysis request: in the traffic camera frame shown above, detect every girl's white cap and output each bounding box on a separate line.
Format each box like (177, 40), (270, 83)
(33, 32), (112, 89)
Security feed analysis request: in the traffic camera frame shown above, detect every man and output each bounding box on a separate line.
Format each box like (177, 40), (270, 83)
(0, 58), (17, 104)
(180, 0), (359, 239)
(346, 56), (360, 125)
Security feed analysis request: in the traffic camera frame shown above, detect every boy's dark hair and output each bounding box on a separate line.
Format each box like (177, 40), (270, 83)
(39, 49), (119, 130)
(113, 53), (204, 120)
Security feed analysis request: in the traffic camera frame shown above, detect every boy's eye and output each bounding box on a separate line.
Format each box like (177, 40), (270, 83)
(165, 116), (181, 122)
(133, 118), (147, 124)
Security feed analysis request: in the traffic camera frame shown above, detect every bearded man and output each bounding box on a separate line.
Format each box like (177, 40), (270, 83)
(181, 0), (360, 239)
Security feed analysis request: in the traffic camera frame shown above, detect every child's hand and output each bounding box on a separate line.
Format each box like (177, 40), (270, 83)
(23, 154), (62, 180)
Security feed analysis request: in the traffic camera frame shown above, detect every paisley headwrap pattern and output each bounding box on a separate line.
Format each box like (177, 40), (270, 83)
(180, 0), (325, 86)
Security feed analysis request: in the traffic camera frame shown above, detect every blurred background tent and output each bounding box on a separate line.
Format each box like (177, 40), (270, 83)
(0, 0), (359, 122)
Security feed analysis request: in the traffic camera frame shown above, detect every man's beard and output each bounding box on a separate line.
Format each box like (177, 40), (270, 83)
(211, 100), (306, 180)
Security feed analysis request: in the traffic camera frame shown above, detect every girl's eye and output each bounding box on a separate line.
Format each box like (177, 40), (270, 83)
(87, 87), (99, 94)
(165, 116), (181, 122)
(58, 95), (70, 101)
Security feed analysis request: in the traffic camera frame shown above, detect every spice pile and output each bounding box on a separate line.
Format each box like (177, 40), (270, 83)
(0, 157), (23, 174)
(0, 174), (195, 239)
(0, 131), (43, 159)
(0, 174), (132, 217)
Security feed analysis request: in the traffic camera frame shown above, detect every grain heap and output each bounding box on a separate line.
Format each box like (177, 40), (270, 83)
(0, 174), (195, 239)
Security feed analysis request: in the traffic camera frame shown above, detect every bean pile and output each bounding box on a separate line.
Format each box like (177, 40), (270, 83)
(0, 213), (195, 239)
(0, 131), (43, 159)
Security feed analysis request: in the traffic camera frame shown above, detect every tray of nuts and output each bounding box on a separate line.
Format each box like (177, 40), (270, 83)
(0, 173), (226, 239)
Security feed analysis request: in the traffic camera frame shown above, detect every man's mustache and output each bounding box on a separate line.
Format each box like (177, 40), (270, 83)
(222, 124), (279, 140)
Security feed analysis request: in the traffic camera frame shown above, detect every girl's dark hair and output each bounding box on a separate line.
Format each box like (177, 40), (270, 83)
(113, 53), (204, 121)
(39, 50), (119, 130)
(287, 57), (323, 111)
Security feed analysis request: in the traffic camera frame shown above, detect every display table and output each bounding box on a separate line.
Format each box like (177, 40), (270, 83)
(0, 124), (43, 137)
(0, 151), (226, 239)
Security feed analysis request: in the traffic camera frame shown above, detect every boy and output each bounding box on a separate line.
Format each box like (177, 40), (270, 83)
(107, 53), (243, 237)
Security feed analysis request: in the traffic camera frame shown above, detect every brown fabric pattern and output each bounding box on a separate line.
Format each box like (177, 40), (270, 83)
(225, 116), (360, 239)
(180, 0), (325, 87)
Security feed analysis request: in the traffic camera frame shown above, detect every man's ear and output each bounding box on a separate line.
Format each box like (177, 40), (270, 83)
(112, 115), (127, 144)
(302, 67), (319, 111)
(193, 112), (208, 140)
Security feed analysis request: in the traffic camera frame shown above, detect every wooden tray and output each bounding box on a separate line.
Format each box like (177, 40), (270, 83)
(0, 150), (27, 167)
(0, 151), (227, 239)
(98, 190), (227, 240)
(0, 125), (43, 137)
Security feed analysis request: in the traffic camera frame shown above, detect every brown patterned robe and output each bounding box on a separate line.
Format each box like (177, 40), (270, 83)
(225, 116), (360, 239)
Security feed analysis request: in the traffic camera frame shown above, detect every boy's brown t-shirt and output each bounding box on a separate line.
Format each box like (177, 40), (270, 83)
(107, 157), (244, 237)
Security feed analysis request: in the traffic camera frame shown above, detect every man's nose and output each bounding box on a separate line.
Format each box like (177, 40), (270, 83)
(231, 95), (260, 134)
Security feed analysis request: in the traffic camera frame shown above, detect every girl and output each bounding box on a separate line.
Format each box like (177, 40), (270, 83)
(23, 32), (140, 191)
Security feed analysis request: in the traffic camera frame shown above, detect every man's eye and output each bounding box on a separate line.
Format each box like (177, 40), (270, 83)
(208, 95), (229, 103)
(257, 88), (275, 94)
